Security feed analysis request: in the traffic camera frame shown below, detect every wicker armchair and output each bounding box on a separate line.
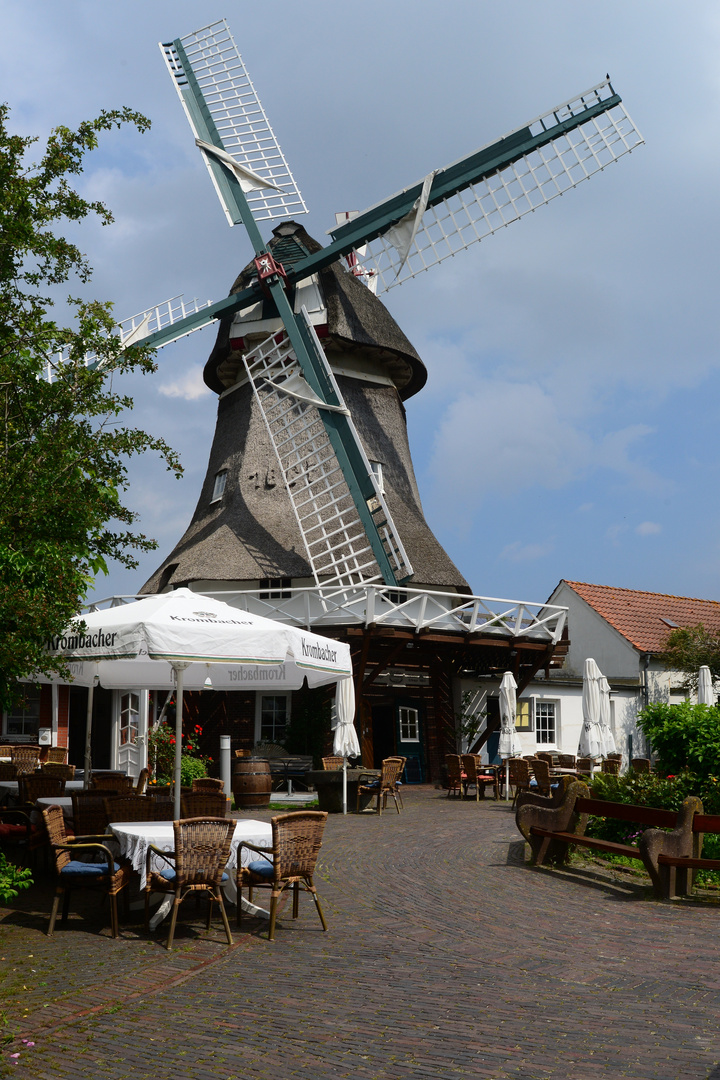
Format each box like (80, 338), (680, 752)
(558, 754), (577, 768)
(356, 757), (405, 814)
(237, 810), (328, 941)
(43, 804), (131, 938)
(71, 792), (110, 836)
(144, 817), (235, 950)
(576, 757), (594, 775)
(45, 747), (69, 764)
(601, 758), (621, 775)
(41, 762), (75, 781)
(529, 757), (553, 797)
(631, 758), (651, 774)
(0, 809), (34, 862)
(134, 768), (150, 795)
(181, 792), (227, 818)
(506, 758), (532, 807)
(11, 746), (41, 775)
(461, 755), (499, 801)
(0, 762), (17, 780)
(18, 774), (65, 804)
(191, 776), (224, 792)
(445, 754), (465, 798)
(91, 772), (133, 792)
(536, 751), (557, 766)
(321, 756), (344, 771)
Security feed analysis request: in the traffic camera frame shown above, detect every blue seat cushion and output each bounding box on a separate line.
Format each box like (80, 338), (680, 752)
(155, 867), (228, 883)
(247, 860), (273, 878)
(60, 860), (120, 879)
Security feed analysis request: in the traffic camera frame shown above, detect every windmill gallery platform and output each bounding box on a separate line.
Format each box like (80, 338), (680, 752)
(2, 789), (719, 1078)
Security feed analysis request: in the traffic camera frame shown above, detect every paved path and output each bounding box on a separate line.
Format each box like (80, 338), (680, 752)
(1, 787), (720, 1079)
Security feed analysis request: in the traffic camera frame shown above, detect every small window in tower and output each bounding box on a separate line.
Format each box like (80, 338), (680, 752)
(259, 577), (292, 599)
(369, 460), (385, 494)
(211, 470), (227, 503)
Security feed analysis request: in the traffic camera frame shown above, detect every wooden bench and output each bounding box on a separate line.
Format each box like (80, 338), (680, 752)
(516, 782), (702, 897)
(657, 812), (720, 898)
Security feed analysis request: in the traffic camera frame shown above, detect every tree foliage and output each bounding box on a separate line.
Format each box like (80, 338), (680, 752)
(661, 623), (720, 693)
(637, 700), (720, 777)
(0, 103), (182, 708)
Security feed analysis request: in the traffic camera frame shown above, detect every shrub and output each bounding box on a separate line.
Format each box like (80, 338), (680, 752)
(0, 853), (32, 903)
(637, 701), (720, 778)
(148, 720), (210, 785)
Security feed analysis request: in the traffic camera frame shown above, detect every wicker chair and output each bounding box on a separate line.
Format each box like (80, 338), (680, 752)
(91, 772), (133, 792)
(71, 792), (110, 836)
(0, 809), (34, 862)
(356, 757), (405, 814)
(321, 756), (344, 771)
(445, 754), (465, 798)
(191, 776), (224, 792)
(601, 758), (621, 775)
(11, 746), (41, 775)
(558, 754), (577, 768)
(43, 804), (131, 938)
(144, 817), (235, 950)
(631, 757), (651, 774)
(0, 762), (17, 780)
(181, 792), (227, 818)
(576, 757), (594, 775)
(45, 747), (69, 764)
(536, 751), (557, 767)
(507, 758), (532, 807)
(103, 795), (157, 823)
(461, 755), (499, 801)
(18, 774), (65, 804)
(134, 768), (150, 795)
(529, 757), (553, 797)
(237, 810), (328, 941)
(41, 762), (75, 781)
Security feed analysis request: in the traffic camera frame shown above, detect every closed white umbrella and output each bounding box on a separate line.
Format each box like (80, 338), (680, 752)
(579, 658), (604, 762)
(698, 665), (714, 706)
(46, 589), (353, 817)
(332, 676), (359, 815)
(498, 671), (521, 801)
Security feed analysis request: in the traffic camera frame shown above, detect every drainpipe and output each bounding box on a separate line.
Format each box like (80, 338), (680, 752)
(641, 652), (651, 710)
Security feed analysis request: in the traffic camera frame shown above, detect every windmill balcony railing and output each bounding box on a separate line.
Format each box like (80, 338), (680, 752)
(88, 587), (567, 645)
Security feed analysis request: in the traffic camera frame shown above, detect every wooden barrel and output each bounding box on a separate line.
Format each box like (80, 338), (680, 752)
(232, 758), (271, 808)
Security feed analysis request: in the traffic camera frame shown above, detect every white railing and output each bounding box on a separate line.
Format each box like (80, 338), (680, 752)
(86, 585), (567, 644)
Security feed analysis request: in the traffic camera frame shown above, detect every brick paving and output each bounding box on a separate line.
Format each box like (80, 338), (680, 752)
(2, 787), (720, 1078)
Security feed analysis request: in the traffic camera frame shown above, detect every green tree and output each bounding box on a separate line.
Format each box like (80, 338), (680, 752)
(0, 103), (182, 709)
(662, 623), (720, 694)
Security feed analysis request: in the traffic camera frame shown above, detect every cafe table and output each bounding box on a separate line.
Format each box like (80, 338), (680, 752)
(108, 818), (273, 928)
(0, 779), (85, 806)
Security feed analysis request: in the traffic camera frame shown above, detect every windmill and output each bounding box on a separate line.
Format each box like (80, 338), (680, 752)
(112, 17), (643, 601)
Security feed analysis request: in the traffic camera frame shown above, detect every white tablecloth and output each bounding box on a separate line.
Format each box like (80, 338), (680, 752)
(109, 819), (273, 893)
(0, 779), (85, 804)
(35, 796), (74, 821)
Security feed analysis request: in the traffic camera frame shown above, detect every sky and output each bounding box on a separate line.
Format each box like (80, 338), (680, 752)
(4, 1), (720, 608)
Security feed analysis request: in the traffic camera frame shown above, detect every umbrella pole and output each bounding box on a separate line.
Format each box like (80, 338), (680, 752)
(342, 756), (348, 815)
(505, 759), (510, 803)
(173, 664), (188, 819)
(83, 674), (98, 790)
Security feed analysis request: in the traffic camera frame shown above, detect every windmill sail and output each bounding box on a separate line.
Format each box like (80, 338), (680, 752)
(330, 79), (644, 293)
(160, 19), (307, 226)
(242, 314), (414, 594)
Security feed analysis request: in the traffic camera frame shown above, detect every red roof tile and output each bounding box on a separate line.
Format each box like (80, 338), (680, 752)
(562, 580), (720, 653)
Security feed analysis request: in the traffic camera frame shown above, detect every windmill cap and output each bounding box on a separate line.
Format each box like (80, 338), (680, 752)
(203, 221), (427, 399)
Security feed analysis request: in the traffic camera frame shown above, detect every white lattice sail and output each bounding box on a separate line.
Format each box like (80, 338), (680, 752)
(242, 318), (413, 594)
(161, 19), (307, 225)
(361, 80), (644, 293)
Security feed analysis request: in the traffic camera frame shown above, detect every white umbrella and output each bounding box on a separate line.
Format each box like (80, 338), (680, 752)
(698, 665), (714, 706)
(579, 658), (604, 762)
(598, 675), (616, 756)
(45, 589), (353, 816)
(498, 671), (521, 801)
(331, 676), (359, 815)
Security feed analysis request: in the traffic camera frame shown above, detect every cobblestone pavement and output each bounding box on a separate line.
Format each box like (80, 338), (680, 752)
(2, 787), (720, 1079)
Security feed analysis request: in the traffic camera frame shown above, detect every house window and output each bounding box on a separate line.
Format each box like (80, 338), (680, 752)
(4, 688), (41, 738)
(515, 700), (533, 731)
(535, 701), (558, 745)
(259, 577), (291, 599)
(398, 706), (420, 742)
(120, 692), (140, 746)
(257, 695), (289, 744)
(211, 470), (227, 503)
(369, 460), (384, 493)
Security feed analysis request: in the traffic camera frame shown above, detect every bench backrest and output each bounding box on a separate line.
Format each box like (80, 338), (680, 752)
(692, 813), (720, 833)
(575, 797), (677, 829)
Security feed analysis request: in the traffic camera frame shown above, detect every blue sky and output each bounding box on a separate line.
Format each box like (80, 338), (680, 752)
(4, 1), (720, 606)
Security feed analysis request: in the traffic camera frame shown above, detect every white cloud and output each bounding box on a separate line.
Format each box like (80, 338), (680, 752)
(636, 521), (662, 536)
(500, 541), (555, 563)
(158, 367), (211, 401)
